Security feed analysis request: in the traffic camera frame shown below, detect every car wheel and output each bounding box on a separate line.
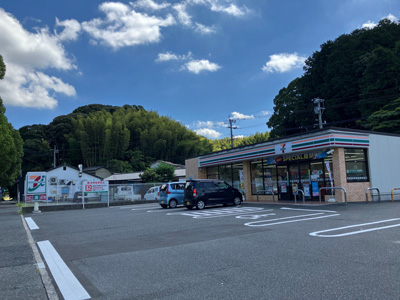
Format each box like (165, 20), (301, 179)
(196, 200), (205, 210)
(233, 197), (241, 206)
(160, 204), (167, 208)
(186, 206), (193, 210)
(169, 199), (177, 209)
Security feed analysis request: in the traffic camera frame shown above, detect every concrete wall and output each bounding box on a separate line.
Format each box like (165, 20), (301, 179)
(185, 158), (207, 180)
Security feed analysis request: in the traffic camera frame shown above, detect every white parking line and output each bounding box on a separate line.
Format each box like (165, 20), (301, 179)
(25, 217), (39, 230)
(170, 207), (268, 219)
(37, 240), (91, 300)
(132, 205), (162, 211)
(309, 218), (400, 237)
(281, 207), (337, 213)
(244, 213), (340, 227)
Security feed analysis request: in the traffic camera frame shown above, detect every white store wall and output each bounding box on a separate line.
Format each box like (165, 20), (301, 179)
(368, 133), (400, 194)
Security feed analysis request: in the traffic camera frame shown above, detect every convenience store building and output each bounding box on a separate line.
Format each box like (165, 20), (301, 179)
(185, 128), (400, 203)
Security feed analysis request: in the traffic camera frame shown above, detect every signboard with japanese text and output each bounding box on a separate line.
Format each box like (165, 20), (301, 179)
(84, 181), (109, 193)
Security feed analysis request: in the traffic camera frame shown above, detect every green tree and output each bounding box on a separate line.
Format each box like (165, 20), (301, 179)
(107, 159), (133, 173)
(139, 168), (160, 182)
(0, 55), (23, 188)
(267, 19), (400, 136)
(140, 162), (175, 182)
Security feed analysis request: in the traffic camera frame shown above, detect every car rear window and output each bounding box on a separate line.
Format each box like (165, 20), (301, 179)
(160, 184), (167, 191)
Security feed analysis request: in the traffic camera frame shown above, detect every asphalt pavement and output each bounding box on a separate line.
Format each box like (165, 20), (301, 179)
(0, 201), (48, 300)
(2, 200), (400, 300)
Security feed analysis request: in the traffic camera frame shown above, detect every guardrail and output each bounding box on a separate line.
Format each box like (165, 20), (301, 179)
(391, 188), (400, 202)
(319, 187), (347, 206)
(256, 190), (276, 202)
(365, 187), (381, 203)
(294, 189), (305, 204)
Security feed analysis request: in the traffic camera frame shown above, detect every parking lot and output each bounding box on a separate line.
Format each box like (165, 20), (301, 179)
(26, 202), (400, 300)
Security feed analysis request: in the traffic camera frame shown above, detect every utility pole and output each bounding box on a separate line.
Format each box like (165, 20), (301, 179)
(228, 118), (238, 148)
(53, 145), (59, 168)
(313, 98), (325, 129)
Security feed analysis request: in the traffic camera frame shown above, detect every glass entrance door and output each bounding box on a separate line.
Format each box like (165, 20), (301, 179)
(277, 165), (289, 200)
(299, 162), (311, 200)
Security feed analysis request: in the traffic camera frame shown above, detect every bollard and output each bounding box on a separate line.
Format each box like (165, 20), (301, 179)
(33, 202), (41, 213)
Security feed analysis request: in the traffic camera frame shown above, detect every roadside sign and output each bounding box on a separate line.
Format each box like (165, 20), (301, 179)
(84, 181), (109, 193)
(25, 172), (47, 201)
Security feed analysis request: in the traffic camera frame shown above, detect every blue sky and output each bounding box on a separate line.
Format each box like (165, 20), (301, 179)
(0, 1), (399, 140)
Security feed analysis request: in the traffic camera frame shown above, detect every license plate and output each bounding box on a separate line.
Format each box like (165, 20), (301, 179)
(161, 201), (164, 204)
(187, 201), (190, 205)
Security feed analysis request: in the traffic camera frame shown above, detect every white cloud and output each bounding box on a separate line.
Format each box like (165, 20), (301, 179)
(156, 52), (179, 62)
(0, 63), (75, 109)
(385, 13), (398, 22)
(55, 18), (81, 41)
(231, 111), (254, 120)
(0, 8), (76, 108)
(194, 120), (225, 128)
(81, 2), (176, 50)
(195, 22), (216, 34)
(260, 110), (271, 117)
(262, 52), (306, 73)
(362, 13), (398, 29)
(173, 3), (192, 26)
(188, 0), (250, 17)
(362, 20), (376, 29)
(195, 128), (222, 139)
(184, 59), (221, 74)
(208, 2), (249, 17)
(133, 0), (170, 11)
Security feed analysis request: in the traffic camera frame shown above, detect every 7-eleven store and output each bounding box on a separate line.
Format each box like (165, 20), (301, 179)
(185, 128), (400, 203)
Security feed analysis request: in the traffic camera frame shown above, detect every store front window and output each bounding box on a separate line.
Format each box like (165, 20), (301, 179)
(206, 166), (218, 179)
(251, 161), (263, 195)
(206, 163), (244, 191)
(250, 150), (335, 201)
(345, 149), (369, 182)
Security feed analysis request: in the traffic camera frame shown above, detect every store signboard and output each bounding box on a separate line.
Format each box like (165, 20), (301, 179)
(26, 172), (47, 202)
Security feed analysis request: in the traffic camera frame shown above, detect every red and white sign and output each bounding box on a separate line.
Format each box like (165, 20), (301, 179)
(84, 181), (109, 193)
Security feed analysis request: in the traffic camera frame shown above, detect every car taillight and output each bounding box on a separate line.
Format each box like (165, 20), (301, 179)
(193, 188), (197, 197)
(166, 185), (171, 194)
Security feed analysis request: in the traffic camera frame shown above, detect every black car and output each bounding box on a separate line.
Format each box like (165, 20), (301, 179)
(184, 179), (242, 210)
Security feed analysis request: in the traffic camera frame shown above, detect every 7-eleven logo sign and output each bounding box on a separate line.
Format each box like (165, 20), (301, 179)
(275, 142), (292, 154)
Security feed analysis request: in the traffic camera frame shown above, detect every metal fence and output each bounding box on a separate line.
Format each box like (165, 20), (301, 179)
(22, 182), (166, 206)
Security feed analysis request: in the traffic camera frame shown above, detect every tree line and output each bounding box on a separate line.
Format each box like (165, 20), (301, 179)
(267, 19), (400, 137)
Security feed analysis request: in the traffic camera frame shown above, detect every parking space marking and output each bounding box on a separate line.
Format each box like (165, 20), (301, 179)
(25, 217), (39, 230)
(244, 213), (340, 227)
(169, 207), (268, 219)
(37, 240), (91, 300)
(309, 218), (400, 238)
(280, 207), (337, 213)
(131, 205), (163, 211)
